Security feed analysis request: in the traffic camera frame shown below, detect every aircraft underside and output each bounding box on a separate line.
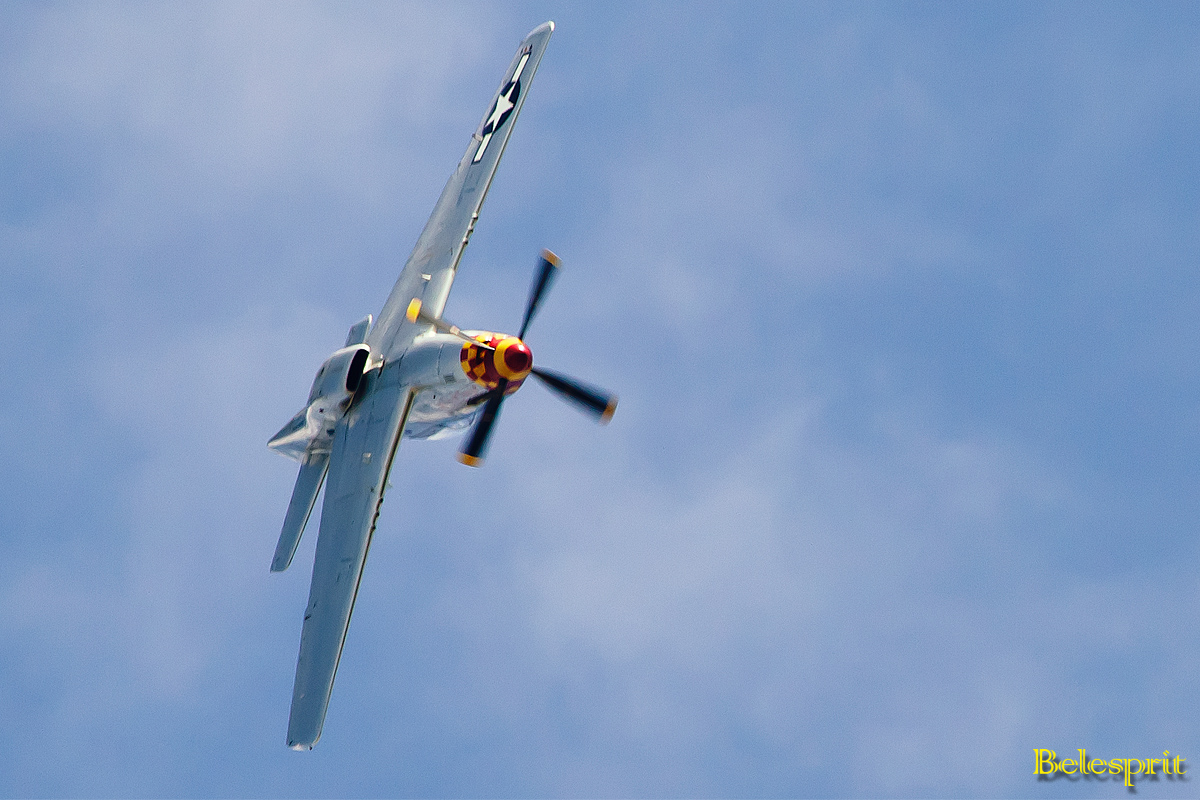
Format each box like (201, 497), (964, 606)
(403, 383), (482, 440)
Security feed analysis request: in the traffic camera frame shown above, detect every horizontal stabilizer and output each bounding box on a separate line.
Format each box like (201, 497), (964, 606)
(272, 451), (330, 572)
(268, 408), (313, 462)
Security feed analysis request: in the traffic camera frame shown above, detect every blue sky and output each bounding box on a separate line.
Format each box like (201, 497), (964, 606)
(2, 2), (1200, 797)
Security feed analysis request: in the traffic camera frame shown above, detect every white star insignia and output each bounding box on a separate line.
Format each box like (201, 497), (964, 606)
(484, 85), (516, 134)
(473, 52), (531, 164)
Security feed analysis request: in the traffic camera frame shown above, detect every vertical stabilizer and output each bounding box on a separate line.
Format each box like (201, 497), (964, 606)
(344, 315), (372, 347)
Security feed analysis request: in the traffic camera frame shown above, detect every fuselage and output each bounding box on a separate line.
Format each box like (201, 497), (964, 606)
(269, 327), (536, 457)
(397, 330), (531, 440)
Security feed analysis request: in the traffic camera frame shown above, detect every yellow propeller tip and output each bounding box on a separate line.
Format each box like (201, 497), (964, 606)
(457, 452), (484, 467)
(405, 298), (422, 323)
(541, 248), (561, 267)
(600, 397), (618, 424)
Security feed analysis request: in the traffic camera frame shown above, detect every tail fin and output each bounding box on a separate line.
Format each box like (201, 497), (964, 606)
(344, 315), (372, 347)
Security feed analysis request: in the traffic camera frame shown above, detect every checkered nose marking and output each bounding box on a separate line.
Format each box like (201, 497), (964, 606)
(460, 334), (531, 393)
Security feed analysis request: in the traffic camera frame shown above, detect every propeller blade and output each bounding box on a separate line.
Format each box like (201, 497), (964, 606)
(531, 367), (617, 423)
(457, 380), (508, 467)
(518, 249), (561, 339)
(406, 299), (495, 350)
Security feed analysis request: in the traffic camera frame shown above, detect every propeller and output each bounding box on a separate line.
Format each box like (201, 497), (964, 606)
(530, 367), (617, 422)
(411, 249), (617, 467)
(518, 249), (561, 338)
(457, 381), (506, 467)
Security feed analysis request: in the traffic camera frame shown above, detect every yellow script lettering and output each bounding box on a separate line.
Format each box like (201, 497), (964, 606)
(1034, 750), (1058, 775)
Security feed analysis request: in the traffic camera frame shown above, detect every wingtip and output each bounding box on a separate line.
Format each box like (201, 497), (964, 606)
(457, 452), (484, 468)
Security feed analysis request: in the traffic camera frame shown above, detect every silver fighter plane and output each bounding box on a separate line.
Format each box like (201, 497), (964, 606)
(266, 21), (617, 750)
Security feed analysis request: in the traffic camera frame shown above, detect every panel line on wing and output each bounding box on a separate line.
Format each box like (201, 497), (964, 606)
(324, 388), (414, 706)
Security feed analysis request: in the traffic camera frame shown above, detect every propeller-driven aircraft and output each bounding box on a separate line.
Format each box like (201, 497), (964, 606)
(266, 21), (616, 750)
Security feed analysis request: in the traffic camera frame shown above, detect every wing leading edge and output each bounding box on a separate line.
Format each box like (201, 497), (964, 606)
(368, 21), (555, 362)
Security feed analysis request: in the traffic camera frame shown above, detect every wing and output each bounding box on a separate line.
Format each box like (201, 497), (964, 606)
(367, 21), (555, 361)
(285, 362), (415, 750)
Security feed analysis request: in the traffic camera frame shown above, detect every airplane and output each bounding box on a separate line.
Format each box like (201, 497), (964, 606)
(265, 22), (617, 750)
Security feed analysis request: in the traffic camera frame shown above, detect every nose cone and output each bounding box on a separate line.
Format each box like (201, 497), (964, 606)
(496, 337), (532, 380)
(460, 333), (533, 392)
